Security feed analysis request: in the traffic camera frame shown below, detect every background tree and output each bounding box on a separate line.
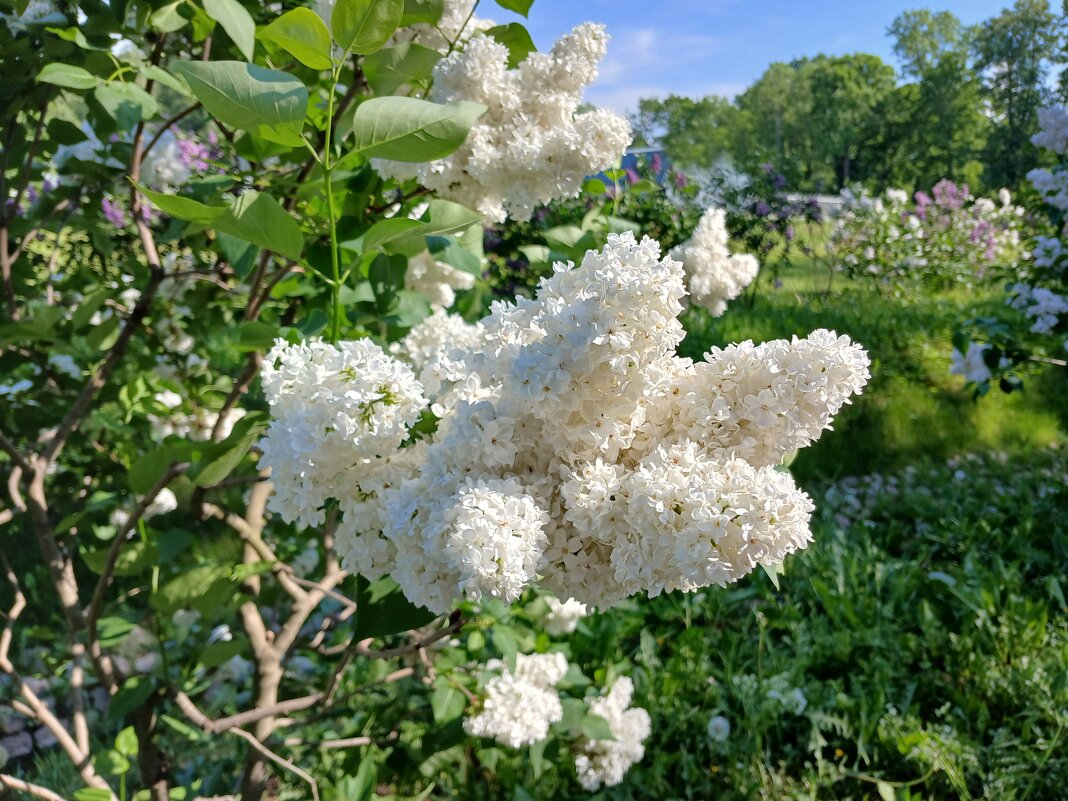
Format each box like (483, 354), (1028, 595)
(973, 0), (1062, 188)
(631, 95), (737, 169)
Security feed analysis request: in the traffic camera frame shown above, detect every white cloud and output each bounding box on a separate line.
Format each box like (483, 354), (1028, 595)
(589, 26), (730, 113)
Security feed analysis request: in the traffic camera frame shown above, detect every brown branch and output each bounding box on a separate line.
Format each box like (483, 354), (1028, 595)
(181, 692), (325, 735)
(0, 429), (30, 473)
(174, 693), (320, 801)
(210, 353), (263, 442)
(0, 775), (71, 801)
(354, 616), (461, 660)
(143, 103), (202, 160)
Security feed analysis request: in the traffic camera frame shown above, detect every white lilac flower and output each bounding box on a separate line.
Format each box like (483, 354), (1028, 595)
(144, 488), (178, 519)
(543, 596), (588, 636)
(669, 207), (758, 317)
(404, 250), (476, 310)
(574, 677), (651, 790)
(258, 338), (426, 528)
(1032, 106), (1068, 154)
(47, 353), (80, 379)
(374, 23), (631, 222)
(949, 342), (992, 384)
(463, 652), (568, 748)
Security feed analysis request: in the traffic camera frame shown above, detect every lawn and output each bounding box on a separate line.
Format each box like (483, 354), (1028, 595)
(680, 257), (1068, 483)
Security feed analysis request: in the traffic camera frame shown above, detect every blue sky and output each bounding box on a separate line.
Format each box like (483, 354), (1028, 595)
(489, 0), (1015, 112)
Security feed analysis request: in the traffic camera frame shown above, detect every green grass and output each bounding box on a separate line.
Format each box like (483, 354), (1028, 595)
(679, 258), (1068, 483)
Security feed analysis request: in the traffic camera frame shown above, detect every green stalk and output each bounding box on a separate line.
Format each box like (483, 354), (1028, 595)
(325, 63), (343, 343)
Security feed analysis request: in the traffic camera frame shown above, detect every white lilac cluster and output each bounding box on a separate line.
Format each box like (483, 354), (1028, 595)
(307, 232), (869, 614)
(404, 250), (476, 310)
(574, 677), (652, 790)
(542, 596), (589, 636)
(1026, 166), (1068, 212)
(392, 0), (495, 53)
(109, 487), (178, 533)
(463, 652), (568, 748)
(148, 390), (246, 442)
(373, 24), (631, 222)
(668, 207), (758, 317)
(1008, 283), (1068, 336)
(258, 338), (426, 528)
(1032, 106), (1068, 154)
(949, 342), (994, 384)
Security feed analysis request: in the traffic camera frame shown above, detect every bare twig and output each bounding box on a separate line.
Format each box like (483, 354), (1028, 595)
(143, 103), (203, 159)
(0, 775), (71, 801)
(0, 429), (30, 473)
(174, 693), (321, 801)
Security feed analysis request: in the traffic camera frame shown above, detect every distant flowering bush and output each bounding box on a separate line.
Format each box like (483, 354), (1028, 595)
(952, 106), (1068, 394)
(830, 182), (1028, 291)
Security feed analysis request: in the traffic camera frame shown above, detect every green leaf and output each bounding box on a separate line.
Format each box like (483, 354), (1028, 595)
(95, 82), (159, 127)
(362, 218), (424, 253)
(358, 200), (482, 252)
(335, 759), (376, 801)
(37, 63), (97, 89)
(237, 320), (280, 351)
(142, 65), (192, 97)
(364, 42), (440, 95)
(135, 183), (226, 225)
(582, 177), (607, 195)
(46, 26), (110, 51)
(430, 682), (466, 724)
(354, 575), (438, 639)
(190, 411), (269, 487)
(877, 782), (896, 801)
(580, 712), (615, 741)
(115, 726), (139, 757)
(108, 676), (155, 721)
(492, 0), (533, 16)
(348, 97), (485, 162)
(542, 225), (586, 251)
(82, 541), (159, 577)
(203, 0), (256, 61)
(74, 790), (115, 801)
(761, 562), (783, 591)
(484, 23), (535, 68)
(213, 191), (304, 260)
(331, 0), (404, 55)
(491, 627), (518, 661)
(97, 616), (136, 648)
(390, 289), (431, 327)
(259, 8), (334, 70)
(199, 637), (249, 667)
(401, 0), (444, 25)
(528, 737), (547, 778)
(71, 287), (110, 330)
(151, 1), (189, 32)
(627, 178), (661, 194)
(171, 60), (308, 146)
(128, 442), (191, 495)
(151, 564), (233, 614)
